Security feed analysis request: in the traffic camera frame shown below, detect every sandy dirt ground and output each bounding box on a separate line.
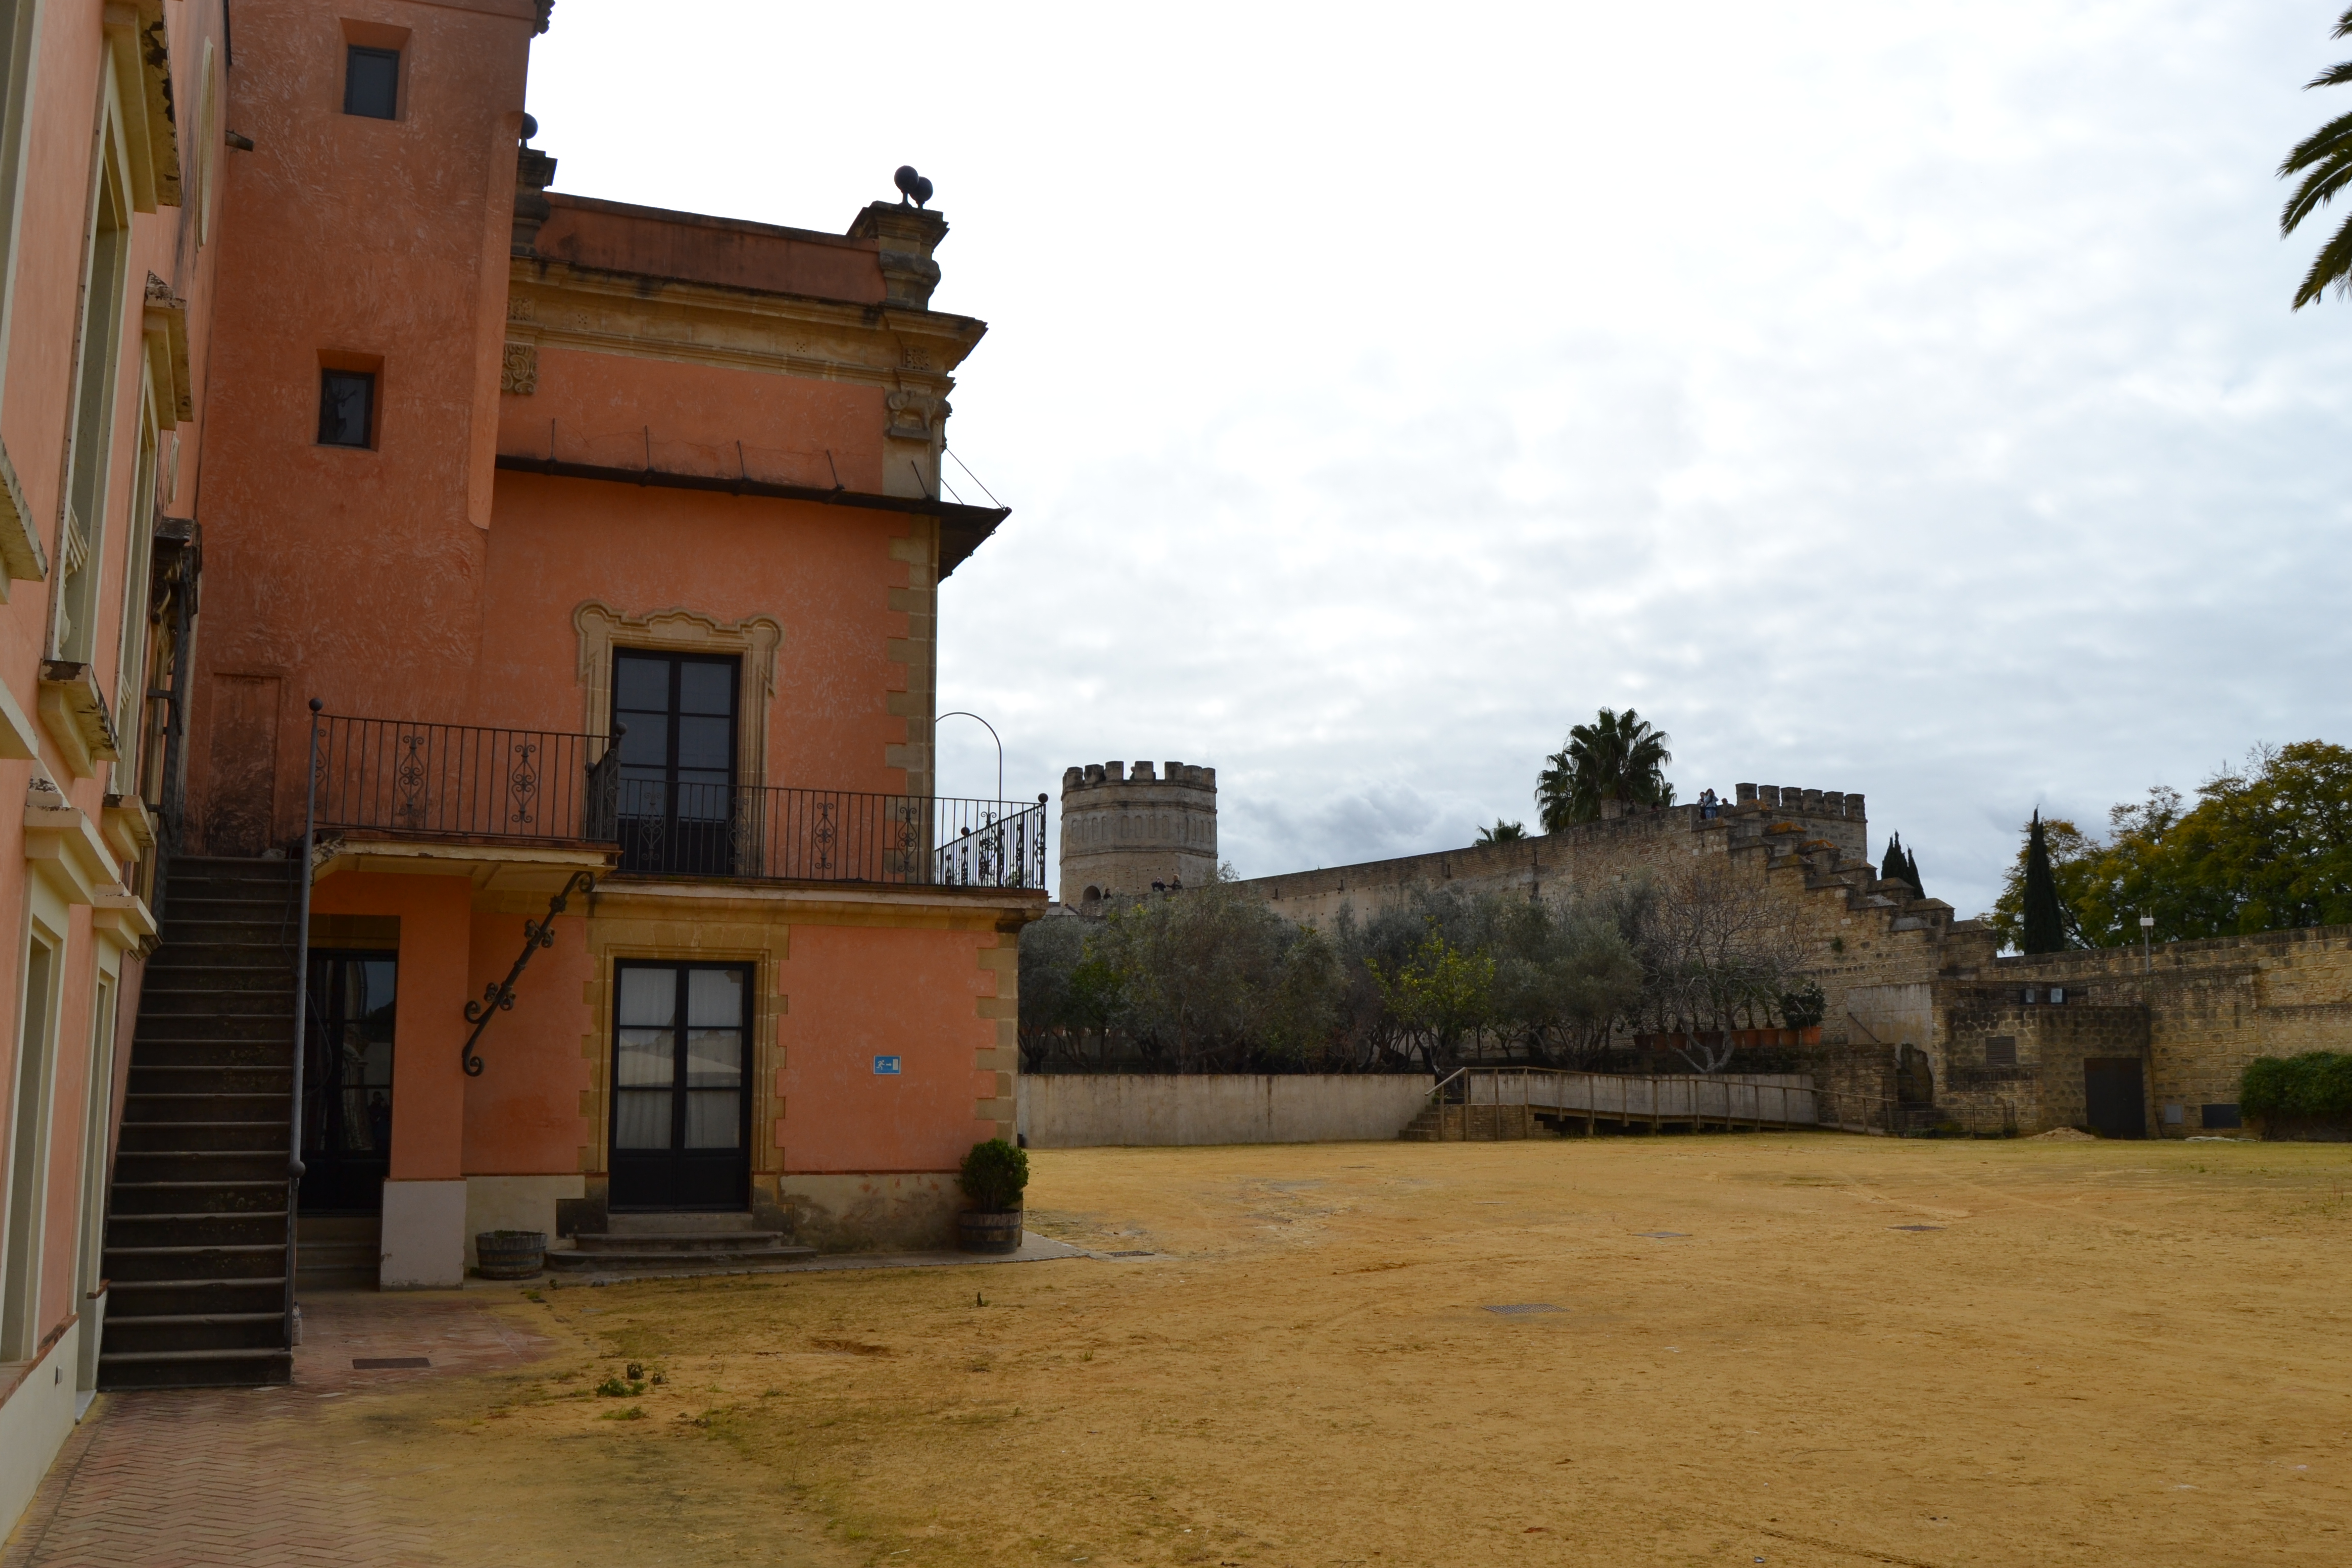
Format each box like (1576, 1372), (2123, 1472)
(161, 1136), (2352, 1565)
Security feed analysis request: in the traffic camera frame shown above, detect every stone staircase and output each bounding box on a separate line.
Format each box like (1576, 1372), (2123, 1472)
(1398, 1102), (1538, 1141)
(297, 1214), (382, 1290)
(99, 856), (300, 1389)
(545, 1213), (815, 1277)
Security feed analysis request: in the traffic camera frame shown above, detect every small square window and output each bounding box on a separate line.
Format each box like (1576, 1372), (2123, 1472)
(2164, 1103), (2185, 1125)
(318, 370), (376, 448)
(345, 46), (399, 119)
(1984, 1036), (2017, 1068)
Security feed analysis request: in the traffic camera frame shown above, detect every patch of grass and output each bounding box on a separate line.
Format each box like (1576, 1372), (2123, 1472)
(598, 1406), (647, 1422)
(595, 1376), (646, 1399)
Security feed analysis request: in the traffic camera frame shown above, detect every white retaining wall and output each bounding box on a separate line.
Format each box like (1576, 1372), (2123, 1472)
(1017, 1073), (1436, 1148)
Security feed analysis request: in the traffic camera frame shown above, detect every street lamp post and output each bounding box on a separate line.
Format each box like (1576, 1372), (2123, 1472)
(937, 710), (1002, 803)
(2139, 913), (2155, 975)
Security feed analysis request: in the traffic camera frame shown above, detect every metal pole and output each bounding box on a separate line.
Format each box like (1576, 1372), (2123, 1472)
(936, 710), (1003, 803)
(286, 698), (323, 1349)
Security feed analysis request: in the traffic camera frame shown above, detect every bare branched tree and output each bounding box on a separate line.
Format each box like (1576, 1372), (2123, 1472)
(1629, 861), (1810, 1072)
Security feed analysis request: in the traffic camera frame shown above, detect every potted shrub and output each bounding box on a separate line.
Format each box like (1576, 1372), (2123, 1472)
(956, 1137), (1028, 1254)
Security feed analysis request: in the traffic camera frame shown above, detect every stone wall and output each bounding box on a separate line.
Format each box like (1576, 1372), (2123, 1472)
(1937, 927), (2352, 1137)
(1234, 784), (1872, 929)
(1017, 1072), (1434, 1148)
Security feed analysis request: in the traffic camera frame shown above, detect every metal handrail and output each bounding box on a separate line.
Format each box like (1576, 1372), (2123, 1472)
(286, 698), (322, 1352)
(310, 710), (1049, 890)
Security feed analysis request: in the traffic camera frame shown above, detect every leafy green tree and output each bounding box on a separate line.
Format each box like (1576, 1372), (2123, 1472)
(2280, 7), (2352, 309)
(1536, 707), (1674, 831)
(1987, 814), (2097, 951)
(1476, 819), (1528, 845)
(1367, 921), (1497, 1068)
(1483, 896), (1645, 1063)
(1989, 745), (2352, 948)
(2020, 810), (2070, 954)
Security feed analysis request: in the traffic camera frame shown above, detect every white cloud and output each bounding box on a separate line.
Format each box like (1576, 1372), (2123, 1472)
(529, 1), (2352, 914)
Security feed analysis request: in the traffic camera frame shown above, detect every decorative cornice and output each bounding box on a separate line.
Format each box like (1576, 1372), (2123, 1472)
(507, 258), (984, 391)
(496, 455), (1006, 578)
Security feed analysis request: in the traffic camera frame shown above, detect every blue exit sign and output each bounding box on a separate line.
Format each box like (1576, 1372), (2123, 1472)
(872, 1055), (902, 1075)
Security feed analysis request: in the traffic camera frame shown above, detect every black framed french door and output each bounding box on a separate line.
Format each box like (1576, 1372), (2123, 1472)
(609, 961), (752, 1211)
(300, 950), (397, 1214)
(612, 649), (739, 875)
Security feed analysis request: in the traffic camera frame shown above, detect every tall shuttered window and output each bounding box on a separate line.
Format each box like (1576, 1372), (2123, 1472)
(0, 0), (42, 378)
(56, 155), (131, 663)
(0, 935), (58, 1361)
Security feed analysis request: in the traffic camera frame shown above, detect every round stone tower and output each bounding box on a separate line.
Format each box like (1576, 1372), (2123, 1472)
(1059, 760), (1218, 909)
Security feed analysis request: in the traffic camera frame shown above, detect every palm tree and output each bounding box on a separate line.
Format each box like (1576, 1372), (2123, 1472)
(1475, 819), (1528, 845)
(1535, 708), (1674, 832)
(2281, 8), (2352, 309)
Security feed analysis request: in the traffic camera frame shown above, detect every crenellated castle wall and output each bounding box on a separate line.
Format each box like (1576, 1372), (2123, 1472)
(1233, 782), (1872, 927)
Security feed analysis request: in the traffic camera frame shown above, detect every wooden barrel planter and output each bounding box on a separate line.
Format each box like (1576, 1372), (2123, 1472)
(957, 1209), (1023, 1255)
(475, 1230), (548, 1279)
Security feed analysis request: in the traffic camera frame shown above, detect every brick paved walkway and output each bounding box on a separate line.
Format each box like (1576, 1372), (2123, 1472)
(1, 1294), (551, 1568)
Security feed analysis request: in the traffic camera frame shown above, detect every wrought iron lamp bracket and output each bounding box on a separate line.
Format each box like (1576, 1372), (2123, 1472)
(459, 870), (596, 1076)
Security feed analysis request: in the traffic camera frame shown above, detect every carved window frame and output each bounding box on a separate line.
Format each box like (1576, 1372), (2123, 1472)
(572, 601), (781, 788)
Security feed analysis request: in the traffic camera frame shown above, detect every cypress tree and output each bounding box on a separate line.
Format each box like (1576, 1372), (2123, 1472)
(1904, 842), (1925, 898)
(2022, 810), (2067, 954)
(1881, 833), (1908, 890)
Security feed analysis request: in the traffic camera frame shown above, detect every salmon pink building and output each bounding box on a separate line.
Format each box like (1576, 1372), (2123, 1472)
(0, 0), (1040, 1528)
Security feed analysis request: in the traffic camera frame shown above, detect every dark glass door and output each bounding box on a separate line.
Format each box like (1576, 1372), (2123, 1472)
(613, 650), (738, 875)
(609, 962), (751, 1210)
(300, 951), (397, 1214)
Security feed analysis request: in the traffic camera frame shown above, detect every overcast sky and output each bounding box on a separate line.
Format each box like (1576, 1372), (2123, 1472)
(527, 2), (2352, 917)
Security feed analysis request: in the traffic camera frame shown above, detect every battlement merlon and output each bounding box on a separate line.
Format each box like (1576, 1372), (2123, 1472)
(1731, 783), (1864, 820)
(1063, 761), (1218, 793)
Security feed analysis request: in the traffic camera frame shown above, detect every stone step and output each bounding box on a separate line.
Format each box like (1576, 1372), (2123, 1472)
(102, 1311), (288, 1354)
(107, 1209), (288, 1248)
(103, 1242), (291, 1283)
(114, 1150), (287, 1183)
(567, 1229), (791, 1253)
(119, 1120), (289, 1153)
(97, 1346), (292, 1390)
(545, 1242), (816, 1273)
(104, 1275), (287, 1318)
(123, 1092), (292, 1123)
(108, 1179), (287, 1216)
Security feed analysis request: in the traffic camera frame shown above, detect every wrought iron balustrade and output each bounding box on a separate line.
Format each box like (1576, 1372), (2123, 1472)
(613, 778), (1046, 889)
(313, 715), (615, 843)
(311, 713), (1046, 890)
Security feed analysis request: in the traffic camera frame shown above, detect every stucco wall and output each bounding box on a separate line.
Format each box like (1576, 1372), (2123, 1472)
(1017, 1073), (1434, 1148)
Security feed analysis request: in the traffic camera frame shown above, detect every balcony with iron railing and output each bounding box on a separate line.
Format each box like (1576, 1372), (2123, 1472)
(308, 712), (1047, 891)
